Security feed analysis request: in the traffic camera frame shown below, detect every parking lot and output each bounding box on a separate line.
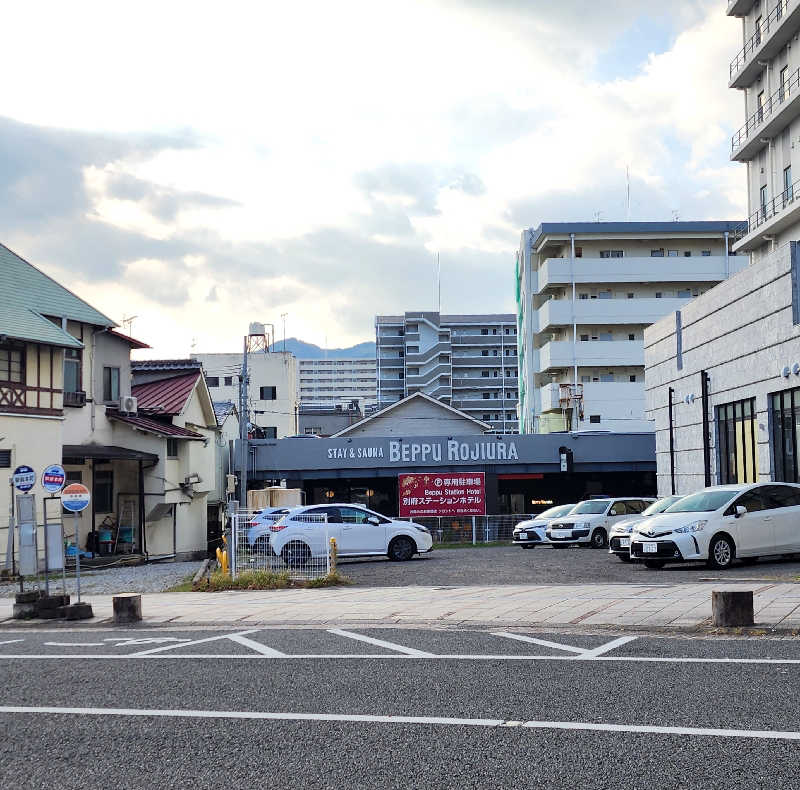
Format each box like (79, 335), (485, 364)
(337, 543), (800, 587)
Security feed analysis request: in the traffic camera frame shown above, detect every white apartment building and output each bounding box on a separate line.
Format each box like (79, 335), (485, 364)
(192, 351), (299, 438)
(516, 222), (748, 434)
(298, 357), (377, 411)
(375, 312), (519, 434)
(643, 0), (800, 495)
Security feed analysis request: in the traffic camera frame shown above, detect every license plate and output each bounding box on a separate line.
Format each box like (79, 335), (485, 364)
(642, 542), (658, 553)
(620, 538), (630, 548)
(518, 532), (528, 540)
(552, 529), (572, 538)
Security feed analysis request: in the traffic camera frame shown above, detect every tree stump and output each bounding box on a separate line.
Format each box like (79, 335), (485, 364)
(712, 590), (754, 627)
(113, 593), (142, 624)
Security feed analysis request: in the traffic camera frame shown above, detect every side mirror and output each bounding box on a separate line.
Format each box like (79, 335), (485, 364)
(367, 516), (381, 526)
(735, 505), (747, 518)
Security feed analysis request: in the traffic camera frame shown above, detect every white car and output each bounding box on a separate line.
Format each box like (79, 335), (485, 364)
(268, 503), (434, 565)
(546, 497), (656, 549)
(608, 495), (684, 562)
(630, 482), (800, 570)
(512, 504), (576, 548)
(247, 507), (293, 551)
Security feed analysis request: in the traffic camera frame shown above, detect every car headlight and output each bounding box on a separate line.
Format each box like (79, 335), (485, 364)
(621, 524), (634, 534)
(412, 525), (430, 533)
(674, 519), (707, 534)
(575, 521), (592, 529)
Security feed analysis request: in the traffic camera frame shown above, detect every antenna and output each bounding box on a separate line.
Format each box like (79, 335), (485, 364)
(122, 314), (138, 336)
(281, 312), (288, 353)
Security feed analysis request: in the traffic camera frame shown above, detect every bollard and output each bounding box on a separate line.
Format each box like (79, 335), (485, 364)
(330, 537), (338, 574)
(113, 593), (142, 624)
(712, 590), (754, 627)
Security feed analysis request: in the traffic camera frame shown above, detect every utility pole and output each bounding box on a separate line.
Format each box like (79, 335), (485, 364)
(239, 334), (249, 508)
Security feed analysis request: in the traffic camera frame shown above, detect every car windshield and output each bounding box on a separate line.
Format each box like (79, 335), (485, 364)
(642, 496), (682, 516)
(664, 489), (741, 513)
(538, 504), (573, 519)
(569, 500), (610, 515)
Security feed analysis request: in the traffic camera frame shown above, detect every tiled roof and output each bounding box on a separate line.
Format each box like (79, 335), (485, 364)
(213, 401), (237, 422)
(0, 243), (115, 346)
(132, 372), (201, 416)
(131, 359), (202, 371)
(106, 411), (205, 439)
(107, 329), (150, 349)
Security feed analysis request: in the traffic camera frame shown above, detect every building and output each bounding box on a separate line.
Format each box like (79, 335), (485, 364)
(298, 402), (362, 437)
(375, 312), (519, 434)
(192, 349), (299, 438)
(516, 222), (748, 434)
(298, 357), (377, 412)
(644, 1), (800, 495)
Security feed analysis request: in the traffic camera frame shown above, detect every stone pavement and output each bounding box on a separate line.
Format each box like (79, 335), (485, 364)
(3, 582), (800, 630)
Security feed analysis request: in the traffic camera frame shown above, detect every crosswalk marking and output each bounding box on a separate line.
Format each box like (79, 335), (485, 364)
(131, 630), (267, 656)
(491, 632), (589, 654)
(575, 636), (638, 659)
(226, 633), (285, 656)
(328, 628), (435, 656)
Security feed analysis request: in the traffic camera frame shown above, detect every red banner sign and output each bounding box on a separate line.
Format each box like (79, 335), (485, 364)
(398, 472), (486, 517)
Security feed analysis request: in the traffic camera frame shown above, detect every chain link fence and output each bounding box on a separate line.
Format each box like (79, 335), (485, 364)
(230, 509), (331, 582)
(410, 514), (533, 544)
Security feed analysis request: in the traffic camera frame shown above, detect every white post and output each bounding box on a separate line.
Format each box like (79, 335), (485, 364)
(472, 517), (476, 545)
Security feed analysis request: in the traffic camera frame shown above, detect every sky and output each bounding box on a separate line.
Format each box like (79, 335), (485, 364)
(1, 0), (745, 356)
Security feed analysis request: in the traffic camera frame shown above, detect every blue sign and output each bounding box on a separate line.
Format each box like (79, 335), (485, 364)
(12, 465), (36, 492)
(41, 464), (66, 494)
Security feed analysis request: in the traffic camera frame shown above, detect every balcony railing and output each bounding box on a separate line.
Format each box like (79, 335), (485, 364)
(748, 176), (800, 233)
(731, 66), (800, 153)
(729, 0), (790, 80)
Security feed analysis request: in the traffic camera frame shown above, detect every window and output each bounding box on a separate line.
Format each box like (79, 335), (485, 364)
(609, 502), (628, 516)
(260, 386), (277, 400)
(727, 490), (764, 516)
(102, 367), (120, 402)
(784, 165), (793, 204)
(598, 290), (612, 299)
(94, 469), (113, 514)
(629, 375), (637, 382)
(757, 90), (764, 123)
(224, 376), (233, 386)
(655, 292), (663, 299)
(579, 293), (589, 300)
(589, 415), (601, 424)
(650, 249), (665, 257)
(439, 354), (450, 362)
(262, 427), (278, 439)
(574, 247), (583, 258)
(0, 449), (10, 468)
(581, 375), (590, 383)
(761, 484), (800, 509)
(481, 371), (490, 377)
(770, 388), (800, 482)
(684, 251), (692, 257)
(481, 350), (489, 357)
(0, 345), (24, 383)
(717, 398), (757, 485)
(167, 438), (178, 458)
(481, 328), (489, 335)
(492, 328), (498, 335)
(780, 65), (788, 103)
(580, 334), (589, 341)
(64, 348), (81, 393)
(677, 289), (691, 298)
(483, 414), (491, 420)
(628, 333), (635, 341)
(599, 250), (624, 258)
(482, 393), (490, 399)
(701, 250), (712, 257)
(493, 350), (498, 356)
(206, 376), (219, 387)
(668, 250), (679, 257)
(627, 293), (634, 299)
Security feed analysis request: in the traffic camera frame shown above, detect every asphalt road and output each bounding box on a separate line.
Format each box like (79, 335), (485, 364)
(2, 626), (800, 789)
(336, 544), (800, 587)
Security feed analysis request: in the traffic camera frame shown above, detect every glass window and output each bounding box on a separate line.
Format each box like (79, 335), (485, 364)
(205, 376), (219, 387)
(770, 388), (800, 482)
(102, 367), (120, 402)
(761, 485), (800, 509)
(665, 489), (741, 513)
(589, 414), (601, 423)
(784, 165), (793, 203)
(729, 489), (765, 514)
(571, 500), (611, 515)
(94, 469), (113, 513)
(668, 250), (679, 257)
(717, 398), (757, 484)
(339, 506), (371, 524)
(64, 348), (81, 393)
(701, 250), (712, 257)
(650, 249), (665, 257)
(224, 376), (233, 386)
(260, 386), (277, 400)
(167, 438), (178, 458)
(609, 502), (628, 516)
(0, 345), (24, 383)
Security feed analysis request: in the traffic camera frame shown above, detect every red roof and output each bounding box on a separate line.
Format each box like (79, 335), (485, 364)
(107, 329), (150, 349)
(132, 372), (200, 416)
(107, 411), (205, 439)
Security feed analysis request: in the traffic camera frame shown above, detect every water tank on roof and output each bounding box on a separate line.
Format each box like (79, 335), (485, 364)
(249, 322), (265, 336)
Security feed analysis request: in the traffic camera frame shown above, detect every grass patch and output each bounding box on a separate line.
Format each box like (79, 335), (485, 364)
(192, 568), (353, 592)
(164, 574), (197, 592)
(434, 540), (510, 549)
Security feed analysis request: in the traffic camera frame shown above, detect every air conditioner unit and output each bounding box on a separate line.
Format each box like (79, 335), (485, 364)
(119, 395), (138, 415)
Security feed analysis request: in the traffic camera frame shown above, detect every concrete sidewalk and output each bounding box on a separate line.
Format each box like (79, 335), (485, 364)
(3, 582), (800, 630)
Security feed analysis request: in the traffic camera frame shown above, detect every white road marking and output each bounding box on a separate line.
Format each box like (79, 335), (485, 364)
(327, 628), (435, 656)
(491, 632), (589, 655)
(130, 630), (266, 656)
(225, 633), (285, 656)
(0, 639), (24, 646)
(43, 642), (106, 647)
(575, 636), (638, 660)
(104, 637), (191, 647)
(2, 705), (800, 741)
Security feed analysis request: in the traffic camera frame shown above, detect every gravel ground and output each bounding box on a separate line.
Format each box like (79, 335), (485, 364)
(337, 543), (800, 587)
(0, 560), (201, 598)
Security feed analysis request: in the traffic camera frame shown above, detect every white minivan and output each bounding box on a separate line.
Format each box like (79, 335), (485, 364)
(546, 497), (656, 548)
(629, 482), (800, 569)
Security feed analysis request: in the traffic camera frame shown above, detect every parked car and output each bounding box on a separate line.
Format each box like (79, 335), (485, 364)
(630, 482), (800, 570)
(546, 497), (656, 548)
(247, 507), (293, 551)
(267, 503), (434, 564)
(512, 504), (577, 548)
(608, 495), (684, 562)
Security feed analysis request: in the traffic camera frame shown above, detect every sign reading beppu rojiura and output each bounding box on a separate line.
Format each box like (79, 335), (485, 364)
(327, 439), (519, 465)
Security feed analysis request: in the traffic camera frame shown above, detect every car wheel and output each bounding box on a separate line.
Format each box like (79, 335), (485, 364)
(617, 554), (633, 563)
(388, 536), (416, 561)
(644, 560), (665, 569)
(590, 528), (608, 549)
(707, 535), (735, 570)
(282, 541), (311, 568)
(740, 557), (759, 565)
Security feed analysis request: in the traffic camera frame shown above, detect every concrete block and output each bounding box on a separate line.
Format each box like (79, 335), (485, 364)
(112, 594), (142, 624)
(712, 590), (754, 627)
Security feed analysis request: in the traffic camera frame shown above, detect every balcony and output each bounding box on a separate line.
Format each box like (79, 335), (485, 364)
(536, 256), (745, 293)
(405, 342), (451, 365)
(730, 0), (796, 88)
(452, 376), (518, 387)
(453, 398), (518, 411)
(405, 363), (452, 388)
(377, 335), (404, 347)
(452, 356), (504, 366)
(734, 176), (800, 251)
(451, 334), (511, 346)
(538, 340), (644, 372)
(731, 67), (800, 161)
(728, 0), (757, 15)
(537, 297), (690, 331)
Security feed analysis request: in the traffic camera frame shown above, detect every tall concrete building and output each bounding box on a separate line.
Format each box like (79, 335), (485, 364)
(298, 357), (377, 412)
(375, 312), (519, 434)
(516, 222), (747, 434)
(644, 0), (800, 494)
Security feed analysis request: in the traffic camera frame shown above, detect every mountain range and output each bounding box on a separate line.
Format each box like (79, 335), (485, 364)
(269, 337), (375, 359)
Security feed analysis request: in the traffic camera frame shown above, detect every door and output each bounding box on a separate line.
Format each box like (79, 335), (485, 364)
(302, 506), (342, 555)
(338, 506), (386, 554)
(760, 485), (800, 553)
(605, 501), (630, 528)
(726, 489), (775, 556)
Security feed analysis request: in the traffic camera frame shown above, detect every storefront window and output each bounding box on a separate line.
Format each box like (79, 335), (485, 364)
(770, 388), (800, 482)
(716, 398), (756, 484)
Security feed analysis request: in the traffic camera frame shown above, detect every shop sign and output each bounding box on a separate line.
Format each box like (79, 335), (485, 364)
(41, 464), (66, 494)
(12, 465), (36, 492)
(398, 472), (486, 517)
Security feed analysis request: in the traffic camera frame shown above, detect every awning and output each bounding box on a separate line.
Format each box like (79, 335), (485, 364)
(106, 411), (205, 439)
(62, 445), (159, 464)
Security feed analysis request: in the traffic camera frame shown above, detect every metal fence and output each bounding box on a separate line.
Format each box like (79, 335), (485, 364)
(230, 509), (331, 582)
(410, 514), (533, 544)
